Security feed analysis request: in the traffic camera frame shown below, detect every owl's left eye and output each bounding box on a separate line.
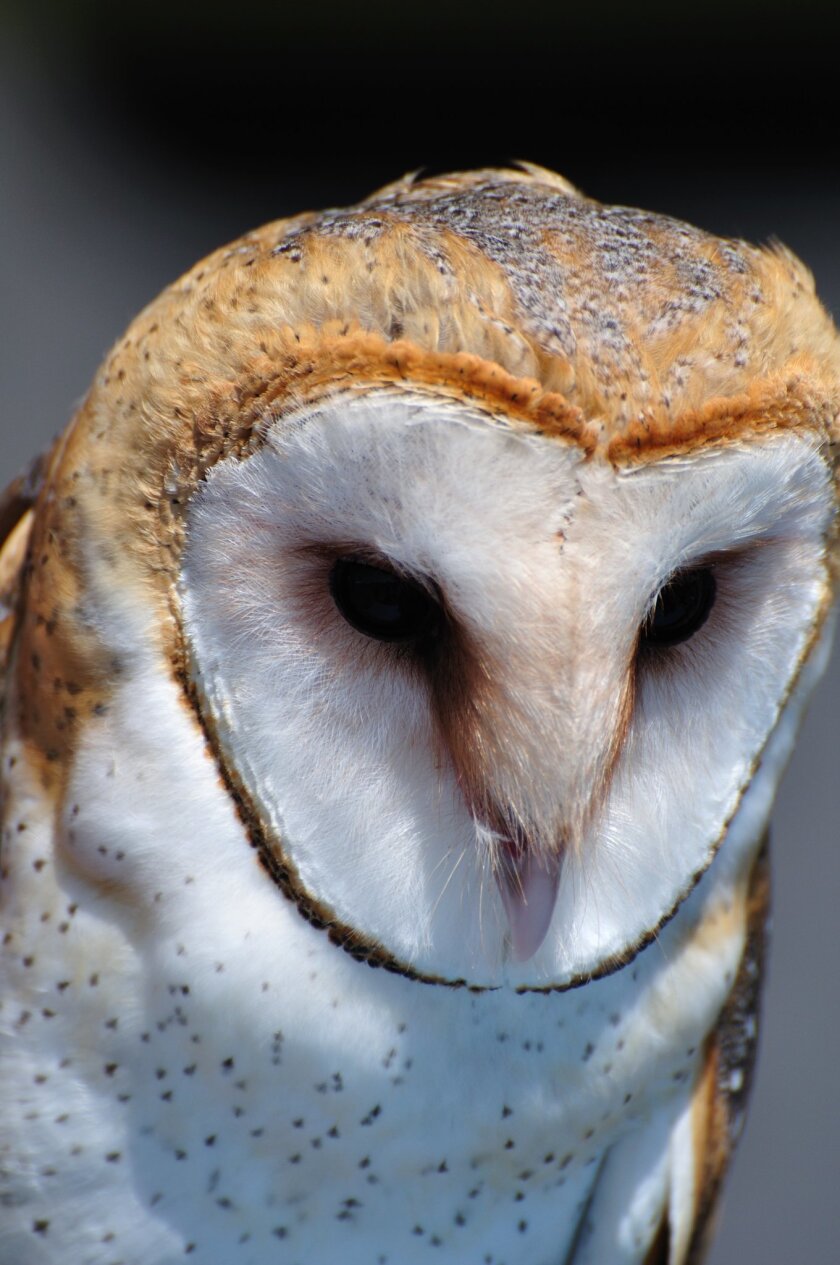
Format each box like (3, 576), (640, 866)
(329, 558), (442, 644)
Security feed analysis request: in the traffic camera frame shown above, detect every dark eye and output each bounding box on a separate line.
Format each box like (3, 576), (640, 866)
(642, 568), (716, 648)
(329, 558), (441, 644)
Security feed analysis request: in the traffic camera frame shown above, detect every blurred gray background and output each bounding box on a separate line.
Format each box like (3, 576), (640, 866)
(1, 3), (838, 1261)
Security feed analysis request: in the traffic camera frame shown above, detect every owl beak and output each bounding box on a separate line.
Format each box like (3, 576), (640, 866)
(494, 843), (563, 963)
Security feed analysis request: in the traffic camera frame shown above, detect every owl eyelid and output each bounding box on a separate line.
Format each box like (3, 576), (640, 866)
(642, 541), (767, 622)
(638, 563), (719, 653)
(642, 561), (711, 625)
(298, 541), (442, 602)
(314, 546), (449, 649)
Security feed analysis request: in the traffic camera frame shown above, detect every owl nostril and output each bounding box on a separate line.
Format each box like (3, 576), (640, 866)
(500, 833), (524, 860)
(481, 805), (534, 861)
(497, 822), (530, 865)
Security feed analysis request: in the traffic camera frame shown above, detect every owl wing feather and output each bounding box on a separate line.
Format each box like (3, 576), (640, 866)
(565, 839), (770, 1265)
(680, 836), (770, 1264)
(0, 448), (49, 675)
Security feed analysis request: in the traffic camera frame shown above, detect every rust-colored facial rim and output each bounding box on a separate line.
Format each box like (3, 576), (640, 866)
(157, 334), (837, 515)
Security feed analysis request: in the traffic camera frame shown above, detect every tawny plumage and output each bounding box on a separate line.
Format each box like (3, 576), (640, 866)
(1, 167), (838, 1264)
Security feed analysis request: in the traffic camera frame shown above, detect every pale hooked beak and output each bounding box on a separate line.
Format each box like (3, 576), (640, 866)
(494, 837), (563, 962)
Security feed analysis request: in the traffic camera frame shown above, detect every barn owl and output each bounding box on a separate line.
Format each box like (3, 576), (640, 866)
(1, 166), (838, 1265)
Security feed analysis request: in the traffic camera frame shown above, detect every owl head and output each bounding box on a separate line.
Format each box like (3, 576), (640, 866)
(14, 167), (840, 991)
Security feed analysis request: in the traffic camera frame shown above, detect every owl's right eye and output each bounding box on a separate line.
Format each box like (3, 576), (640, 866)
(329, 558), (442, 644)
(641, 566), (717, 649)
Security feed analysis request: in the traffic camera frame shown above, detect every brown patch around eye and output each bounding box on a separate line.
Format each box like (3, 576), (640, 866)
(421, 611), (497, 823)
(422, 617), (488, 814)
(588, 665), (635, 831)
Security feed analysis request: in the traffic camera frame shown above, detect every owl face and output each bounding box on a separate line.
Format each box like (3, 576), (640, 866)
(178, 385), (835, 989)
